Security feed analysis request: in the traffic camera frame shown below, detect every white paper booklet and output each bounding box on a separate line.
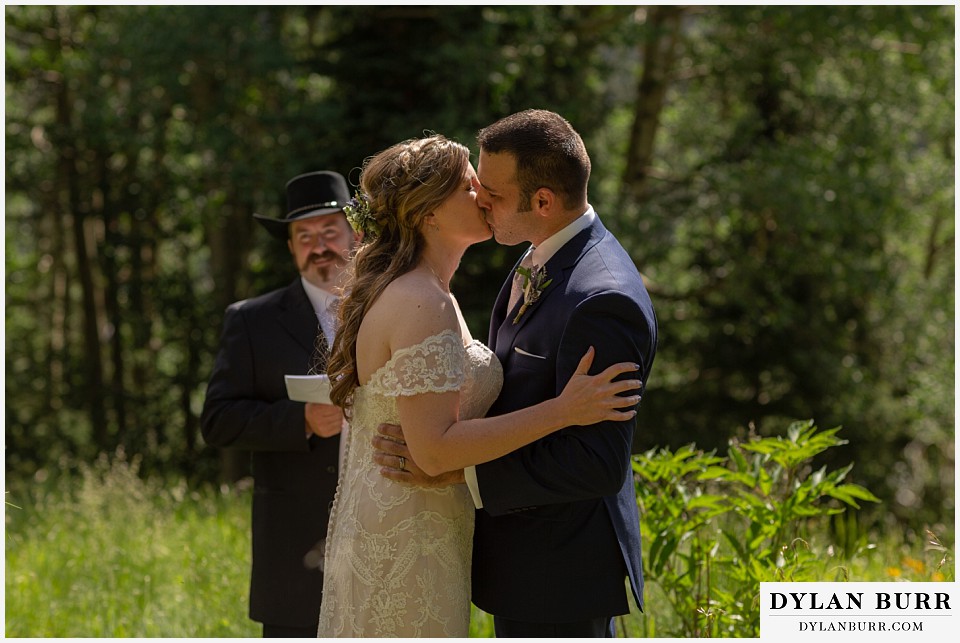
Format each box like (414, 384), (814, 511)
(284, 374), (332, 404)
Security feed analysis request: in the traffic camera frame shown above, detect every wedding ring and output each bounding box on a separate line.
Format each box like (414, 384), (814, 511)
(398, 456), (406, 471)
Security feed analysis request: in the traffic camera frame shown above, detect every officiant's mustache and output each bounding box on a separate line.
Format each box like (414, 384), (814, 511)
(304, 250), (342, 266)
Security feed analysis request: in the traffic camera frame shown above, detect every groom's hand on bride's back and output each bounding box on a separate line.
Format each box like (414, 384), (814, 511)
(372, 423), (465, 488)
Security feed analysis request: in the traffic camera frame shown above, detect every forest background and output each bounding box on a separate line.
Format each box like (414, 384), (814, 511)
(4, 5), (954, 549)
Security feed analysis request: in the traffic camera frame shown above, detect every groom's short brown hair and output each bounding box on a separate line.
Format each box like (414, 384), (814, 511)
(477, 109), (591, 211)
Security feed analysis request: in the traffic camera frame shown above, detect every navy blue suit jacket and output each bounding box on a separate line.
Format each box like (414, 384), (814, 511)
(472, 216), (656, 622)
(201, 279), (340, 628)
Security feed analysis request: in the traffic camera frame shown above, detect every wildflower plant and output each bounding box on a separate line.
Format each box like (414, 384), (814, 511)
(632, 420), (880, 637)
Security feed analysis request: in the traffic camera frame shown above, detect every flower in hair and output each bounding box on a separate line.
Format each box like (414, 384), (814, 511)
(343, 192), (381, 239)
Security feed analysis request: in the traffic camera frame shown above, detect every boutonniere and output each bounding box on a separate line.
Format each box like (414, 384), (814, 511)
(513, 264), (552, 324)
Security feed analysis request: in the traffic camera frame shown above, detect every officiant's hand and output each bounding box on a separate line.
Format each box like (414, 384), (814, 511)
(306, 402), (343, 438)
(373, 423), (465, 488)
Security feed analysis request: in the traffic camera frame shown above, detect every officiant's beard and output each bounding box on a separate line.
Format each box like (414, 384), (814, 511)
(302, 250), (348, 284)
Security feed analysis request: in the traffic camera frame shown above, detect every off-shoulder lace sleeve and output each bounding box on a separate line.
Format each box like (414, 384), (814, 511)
(369, 330), (467, 397)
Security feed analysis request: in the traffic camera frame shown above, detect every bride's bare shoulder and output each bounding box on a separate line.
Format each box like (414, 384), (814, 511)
(365, 270), (457, 339)
(374, 271), (447, 308)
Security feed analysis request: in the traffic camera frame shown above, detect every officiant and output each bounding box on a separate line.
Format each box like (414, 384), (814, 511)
(200, 170), (361, 637)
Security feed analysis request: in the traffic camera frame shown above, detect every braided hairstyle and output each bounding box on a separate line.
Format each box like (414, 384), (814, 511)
(328, 134), (470, 411)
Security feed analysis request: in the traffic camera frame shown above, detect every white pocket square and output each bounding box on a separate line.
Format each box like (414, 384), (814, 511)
(514, 347), (547, 360)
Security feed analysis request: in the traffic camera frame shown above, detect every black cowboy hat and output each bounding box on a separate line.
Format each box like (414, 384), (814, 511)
(254, 171), (350, 240)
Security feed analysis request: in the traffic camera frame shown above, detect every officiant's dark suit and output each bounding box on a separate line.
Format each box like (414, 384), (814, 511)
(201, 171), (357, 637)
(470, 110), (657, 637)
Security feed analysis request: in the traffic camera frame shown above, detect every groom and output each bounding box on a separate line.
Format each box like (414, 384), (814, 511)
(377, 109), (657, 637)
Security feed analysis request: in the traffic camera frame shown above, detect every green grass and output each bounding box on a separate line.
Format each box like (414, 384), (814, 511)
(5, 452), (952, 638)
(5, 452), (258, 637)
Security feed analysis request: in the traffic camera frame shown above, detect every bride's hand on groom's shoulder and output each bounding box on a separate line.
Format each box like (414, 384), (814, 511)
(558, 346), (643, 426)
(372, 423), (465, 488)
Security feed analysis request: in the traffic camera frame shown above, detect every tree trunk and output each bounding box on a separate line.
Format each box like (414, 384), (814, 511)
(97, 148), (129, 445)
(619, 5), (684, 206)
(54, 18), (108, 449)
(206, 193), (256, 483)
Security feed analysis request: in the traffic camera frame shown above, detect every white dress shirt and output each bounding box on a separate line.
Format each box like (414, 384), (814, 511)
(300, 277), (339, 348)
(301, 277), (349, 461)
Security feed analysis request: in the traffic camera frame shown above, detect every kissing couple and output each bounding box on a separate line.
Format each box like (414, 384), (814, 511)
(316, 109), (658, 638)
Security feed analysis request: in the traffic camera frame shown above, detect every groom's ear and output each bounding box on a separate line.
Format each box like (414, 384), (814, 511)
(532, 187), (557, 218)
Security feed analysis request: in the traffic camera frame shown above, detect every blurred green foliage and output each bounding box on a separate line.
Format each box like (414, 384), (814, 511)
(4, 6), (954, 534)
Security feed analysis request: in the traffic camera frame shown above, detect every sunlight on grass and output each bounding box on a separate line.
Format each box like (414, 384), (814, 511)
(5, 448), (953, 638)
(5, 451), (258, 637)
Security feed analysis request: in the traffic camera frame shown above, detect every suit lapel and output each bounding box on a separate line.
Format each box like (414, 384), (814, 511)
(488, 266), (514, 348)
(494, 268), (566, 363)
(277, 279), (318, 356)
(488, 249), (533, 350)
(492, 218), (607, 363)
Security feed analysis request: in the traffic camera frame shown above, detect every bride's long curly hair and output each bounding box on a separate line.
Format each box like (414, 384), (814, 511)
(328, 134), (471, 412)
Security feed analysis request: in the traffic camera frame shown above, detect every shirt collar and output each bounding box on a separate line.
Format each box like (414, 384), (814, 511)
(529, 206), (596, 267)
(300, 276), (339, 317)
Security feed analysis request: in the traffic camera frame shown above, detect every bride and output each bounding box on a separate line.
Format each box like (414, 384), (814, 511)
(317, 134), (641, 637)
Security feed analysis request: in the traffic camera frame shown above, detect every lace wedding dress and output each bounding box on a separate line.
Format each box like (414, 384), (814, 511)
(317, 330), (503, 637)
